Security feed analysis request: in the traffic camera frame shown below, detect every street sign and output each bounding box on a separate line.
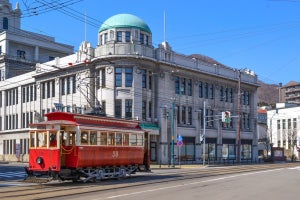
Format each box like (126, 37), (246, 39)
(177, 135), (183, 141)
(177, 140), (183, 147)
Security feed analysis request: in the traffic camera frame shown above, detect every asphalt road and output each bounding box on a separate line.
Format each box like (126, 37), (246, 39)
(52, 165), (300, 200)
(1, 163), (300, 200)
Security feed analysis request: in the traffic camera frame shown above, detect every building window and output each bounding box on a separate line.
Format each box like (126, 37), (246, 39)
(99, 35), (103, 45)
(241, 141), (252, 160)
(115, 67), (122, 87)
(3, 17), (8, 29)
(117, 31), (122, 42)
(230, 88), (233, 103)
(100, 69), (106, 88)
(204, 82), (208, 99)
(182, 106), (186, 124)
(125, 31), (131, 42)
(181, 78), (186, 95)
(22, 88), (25, 103)
(187, 79), (192, 96)
(67, 77), (71, 94)
(198, 81), (203, 98)
(225, 87), (229, 102)
(47, 81), (50, 98)
(52, 80), (55, 97)
(125, 67), (133, 87)
(220, 86), (224, 101)
(29, 85), (33, 101)
(142, 101), (146, 121)
(188, 107), (192, 125)
(145, 35), (149, 45)
(104, 33), (108, 43)
(222, 139), (236, 159)
(72, 76), (76, 93)
(142, 69), (147, 88)
(175, 76), (180, 94)
(148, 72), (152, 90)
(140, 33), (144, 44)
(180, 137), (195, 161)
(149, 101), (152, 118)
(115, 99), (122, 118)
(209, 84), (214, 99)
(0, 91), (2, 107)
(17, 50), (26, 59)
(125, 99), (132, 119)
(41, 83), (45, 99)
(61, 78), (65, 95)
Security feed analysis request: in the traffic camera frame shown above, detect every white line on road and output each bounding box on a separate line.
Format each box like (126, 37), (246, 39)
(92, 168), (284, 200)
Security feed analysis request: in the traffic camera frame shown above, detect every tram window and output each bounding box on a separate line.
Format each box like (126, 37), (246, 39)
(30, 132), (36, 147)
(123, 134), (129, 146)
(116, 133), (122, 145)
(37, 132), (47, 147)
(68, 132), (76, 145)
(49, 132), (57, 147)
(90, 131), (97, 145)
(137, 134), (144, 146)
(130, 133), (137, 146)
(81, 131), (88, 145)
(100, 132), (107, 145)
(108, 132), (115, 145)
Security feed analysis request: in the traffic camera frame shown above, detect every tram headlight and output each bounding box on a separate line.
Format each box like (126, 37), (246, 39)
(36, 157), (44, 165)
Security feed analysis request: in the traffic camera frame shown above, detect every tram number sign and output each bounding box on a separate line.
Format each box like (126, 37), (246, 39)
(112, 151), (119, 158)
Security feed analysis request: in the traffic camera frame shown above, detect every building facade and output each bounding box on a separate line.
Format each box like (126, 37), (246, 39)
(280, 81), (300, 104)
(0, 0), (74, 81)
(0, 12), (259, 164)
(267, 103), (300, 159)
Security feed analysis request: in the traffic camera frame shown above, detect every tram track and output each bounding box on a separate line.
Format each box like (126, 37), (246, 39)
(1, 163), (299, 200)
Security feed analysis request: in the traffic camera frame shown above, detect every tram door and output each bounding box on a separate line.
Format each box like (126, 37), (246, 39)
(60, 130), (67, 167)
(60, 130), (76, 167)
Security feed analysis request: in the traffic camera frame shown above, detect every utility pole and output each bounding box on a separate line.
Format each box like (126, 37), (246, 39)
(170, 100), (175, 168)
(237, 70), (241, 164)
(203, 101), (206, 165)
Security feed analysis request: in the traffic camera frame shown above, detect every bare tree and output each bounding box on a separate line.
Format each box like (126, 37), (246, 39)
(286, 128), (298, 161)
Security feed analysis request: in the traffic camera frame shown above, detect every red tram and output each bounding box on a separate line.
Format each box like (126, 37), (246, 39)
(25, 112), (150, 182)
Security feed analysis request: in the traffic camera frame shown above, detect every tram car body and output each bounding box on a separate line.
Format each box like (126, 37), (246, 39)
(25, 112), (150, 182)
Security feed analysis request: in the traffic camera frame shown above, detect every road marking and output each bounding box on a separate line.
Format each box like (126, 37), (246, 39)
(92, 168), (283, 200)
(0, 171), (26, 178)
(288, 166), (300, 170)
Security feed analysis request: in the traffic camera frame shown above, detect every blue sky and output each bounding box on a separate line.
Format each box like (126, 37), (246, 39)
(11, 0), (300, 85)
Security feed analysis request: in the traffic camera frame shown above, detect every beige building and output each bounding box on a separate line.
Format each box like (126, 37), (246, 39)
(280, 81), (300, 104)
(0, 12), (259, 164)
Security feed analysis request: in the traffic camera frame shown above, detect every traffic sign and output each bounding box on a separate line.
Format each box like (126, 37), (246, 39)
(177, 140), (183, 147)
(177, 135), (183, 141)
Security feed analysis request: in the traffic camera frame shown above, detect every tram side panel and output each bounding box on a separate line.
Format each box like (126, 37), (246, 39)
(64, 146), (145, 168)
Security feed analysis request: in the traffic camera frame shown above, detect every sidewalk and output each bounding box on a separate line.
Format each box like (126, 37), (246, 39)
(150, 164), (205, 169)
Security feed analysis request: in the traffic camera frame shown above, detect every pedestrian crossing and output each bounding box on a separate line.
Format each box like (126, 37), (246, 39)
(0, 171), (26, 179)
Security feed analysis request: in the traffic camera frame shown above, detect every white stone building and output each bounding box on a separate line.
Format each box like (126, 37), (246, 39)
(0, 0), (73, 81)
(267, 103), (300, 159)
(0, 11), (259, 164)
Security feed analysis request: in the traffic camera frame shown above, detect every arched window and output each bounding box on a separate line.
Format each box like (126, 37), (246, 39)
(3, 17), (8, 30)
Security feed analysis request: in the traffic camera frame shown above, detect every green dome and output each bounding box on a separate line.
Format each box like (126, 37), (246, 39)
(99, 14), (151, 34)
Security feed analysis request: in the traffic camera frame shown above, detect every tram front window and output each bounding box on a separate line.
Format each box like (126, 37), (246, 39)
(37, 132), (47, 147)
(50, 133), (57, 147)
